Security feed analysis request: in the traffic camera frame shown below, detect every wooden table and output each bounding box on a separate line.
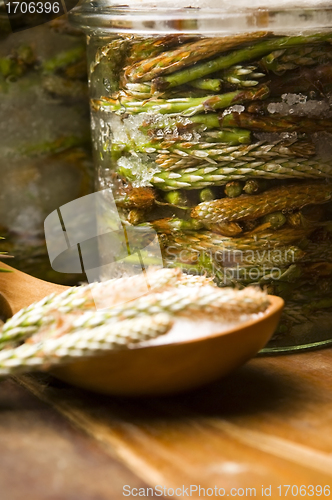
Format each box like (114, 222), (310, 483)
(3, 347), (332, 499)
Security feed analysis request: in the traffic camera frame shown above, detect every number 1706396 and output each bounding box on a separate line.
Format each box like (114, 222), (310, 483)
(6, 2), (61, 14)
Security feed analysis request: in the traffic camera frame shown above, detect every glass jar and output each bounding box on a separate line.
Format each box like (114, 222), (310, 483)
(71, 0), (332, 352)
(0, 5), (93, 284)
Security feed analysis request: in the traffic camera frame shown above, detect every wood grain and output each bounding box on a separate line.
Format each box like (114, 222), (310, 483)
(0, 379), (152, 500)
(15, 348), (332, 498)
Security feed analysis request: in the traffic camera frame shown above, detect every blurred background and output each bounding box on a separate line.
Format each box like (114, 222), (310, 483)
(0, 1), (93, 284)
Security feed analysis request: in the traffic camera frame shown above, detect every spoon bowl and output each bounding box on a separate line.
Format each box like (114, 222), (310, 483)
(0, 262), (284, 396)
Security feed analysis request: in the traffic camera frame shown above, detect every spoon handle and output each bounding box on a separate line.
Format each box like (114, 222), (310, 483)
(0, 262), (68, 316)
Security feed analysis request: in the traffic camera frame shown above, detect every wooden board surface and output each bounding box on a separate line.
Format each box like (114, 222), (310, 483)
(0, 379), (156, 500)
(14, 348), (332, 499)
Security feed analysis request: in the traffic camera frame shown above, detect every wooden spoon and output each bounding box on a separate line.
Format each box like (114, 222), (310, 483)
(0, 262), (68, 317)
(0, 262), (284, 396)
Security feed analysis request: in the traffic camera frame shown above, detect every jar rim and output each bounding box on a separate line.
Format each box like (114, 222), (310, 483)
(70, 4), (332, 35)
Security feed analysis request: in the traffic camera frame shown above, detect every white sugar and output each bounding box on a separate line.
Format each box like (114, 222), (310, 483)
(267, 94), (332, 117)
(136, 314), (264, 347)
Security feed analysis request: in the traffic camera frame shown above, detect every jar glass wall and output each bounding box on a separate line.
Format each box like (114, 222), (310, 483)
(72, 2), (332, 352)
